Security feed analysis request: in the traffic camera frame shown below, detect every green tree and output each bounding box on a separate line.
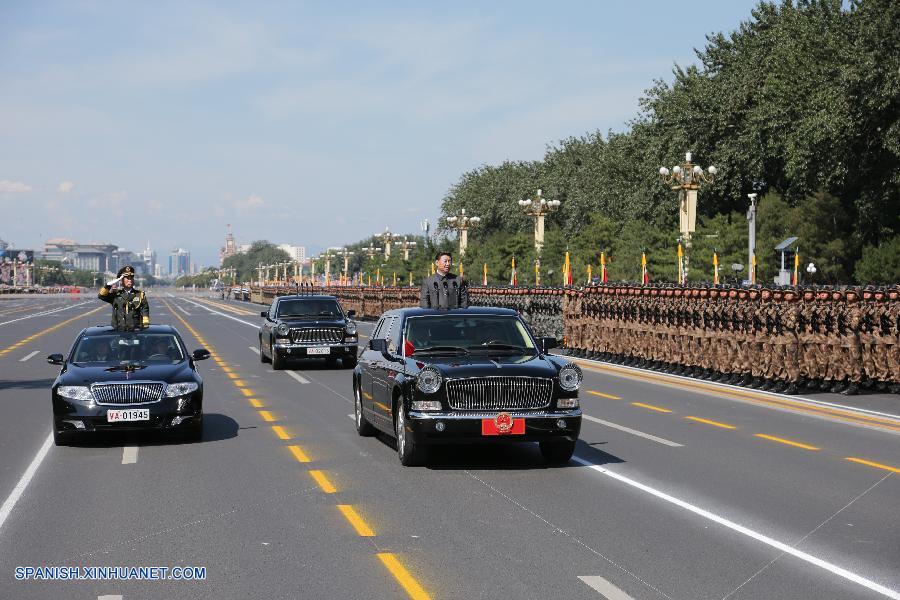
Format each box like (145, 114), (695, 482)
(854, 236), (900, 284)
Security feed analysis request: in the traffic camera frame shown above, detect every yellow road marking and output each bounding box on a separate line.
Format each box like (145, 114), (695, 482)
(234, 380), (246, 387)
(632, 402), (672, 413)
(588, 390), (622, 400)
(221, 366), (233, 373)
(226, 372), (238, 379)
(288, 445), (310, 463)
(0, 306), (103, 356)
(377, 553), (431, 600)
(685, 416), (737, 430)
(337, 505), (374, 537)
(258, 410), (275, 422)
(846, 457), (900, 474)
(249, 398), (264, 408)
(575, 359), (900, 434)
(271, 425), (290, 439)
(754, 433), (819, 451)
(241, 388), (254, 397)
(308, 470), (336, 493)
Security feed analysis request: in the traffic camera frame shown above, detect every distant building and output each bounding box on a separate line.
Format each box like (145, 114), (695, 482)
(219, 224), (238, 265)
(111, 248), (143, 275)
(238, 243), (252, 253)
(43, 238), (117, 273)
(154, 263), (162, 278)
(141, 242), (157, 276)
(278, 244), (306, 263)
(168, 248), (191, 276)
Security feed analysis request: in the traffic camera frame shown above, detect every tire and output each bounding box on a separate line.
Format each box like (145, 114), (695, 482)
(271, 349), (285, 370)
(354, 383), (376, 437)
(395, 400), (426, 466)
(539, 439), (576, 464)
(52, 423), (73, 447)
(343, 353), (358, 369)
(259, 341), (270, 363)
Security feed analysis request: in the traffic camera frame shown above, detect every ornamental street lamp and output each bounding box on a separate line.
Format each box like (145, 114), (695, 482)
(376, 227), (398, 259)
(362, 244), (382, 260)
(331, 247), (355, 283)
(517, 189), (560, 255)
(746, 192), (758, 282)
(392, 237), (417, 261)
(659, 152), (717, 283)
(445, 209), (480, 256)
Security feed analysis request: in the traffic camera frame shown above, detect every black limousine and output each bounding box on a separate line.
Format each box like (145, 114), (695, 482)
(353, 307), (583, 466)
(48, 325), (210, 445)
(258, 295), (358, 369)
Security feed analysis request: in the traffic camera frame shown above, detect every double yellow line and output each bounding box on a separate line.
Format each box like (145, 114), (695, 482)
(161, 298), (431, 599)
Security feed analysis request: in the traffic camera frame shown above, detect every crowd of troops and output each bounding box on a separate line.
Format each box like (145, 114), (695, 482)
(564, 284), (900, 395)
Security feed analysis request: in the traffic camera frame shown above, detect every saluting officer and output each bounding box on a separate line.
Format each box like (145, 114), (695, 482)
(419, 251), (468, 309)
(98, 265), (150, 330)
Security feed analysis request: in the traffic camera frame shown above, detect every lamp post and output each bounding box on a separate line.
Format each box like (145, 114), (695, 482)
(746, 192), (758, 282)
(659, 152), (716, 284)
(393, 237), (417, 261)
(362, 244), (382, 260)
(420, 219), (431, 254)
(517, 189), (560, 279)
(445, 209), (480, 256)
(376, 228), (398, 259)
(331, 247), (355, 284)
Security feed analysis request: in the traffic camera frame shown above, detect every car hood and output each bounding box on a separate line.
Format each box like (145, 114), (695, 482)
(57, 362), (195, 385)
(279, 318), (346, 326)
(415, 354), (559, 379)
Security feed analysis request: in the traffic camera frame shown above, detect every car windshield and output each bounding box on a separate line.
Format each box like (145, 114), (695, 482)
(276, 299), (342, 318)
(72, 332), (185, 364)
(404, 315), (536, 356)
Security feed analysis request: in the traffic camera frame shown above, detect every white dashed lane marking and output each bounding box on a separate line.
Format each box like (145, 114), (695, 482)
(581, 415), (683, 447)
(122, 447), (138, 465)
(578, 576), (634, 599)
(20, 351), (39, 362)
(286, 370), (310, 384)
(248, 346), (260, 354)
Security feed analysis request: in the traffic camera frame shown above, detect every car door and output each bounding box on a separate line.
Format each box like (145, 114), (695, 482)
(370, 316), (398, 429)
(263, 300), (278, 356)
(359, 317), (384, 427)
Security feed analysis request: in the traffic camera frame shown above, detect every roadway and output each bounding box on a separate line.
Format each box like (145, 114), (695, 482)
(0, 292), (898, 600)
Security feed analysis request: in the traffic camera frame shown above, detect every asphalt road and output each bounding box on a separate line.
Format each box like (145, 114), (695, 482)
(1, 292), (898, 600)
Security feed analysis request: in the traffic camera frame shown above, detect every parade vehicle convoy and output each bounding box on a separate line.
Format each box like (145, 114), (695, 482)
(258, 294), (359, 370)
(47, 324), (210, 446)
(353, 307), (583, 466)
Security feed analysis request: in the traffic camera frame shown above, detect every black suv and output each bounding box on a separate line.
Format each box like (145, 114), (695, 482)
(258, 295), (358, 369)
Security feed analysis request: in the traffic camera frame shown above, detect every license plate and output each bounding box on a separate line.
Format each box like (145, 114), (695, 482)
(306, 347), (331, 355)
(107, 409), (150, 422)
(481, 417), (525, 436)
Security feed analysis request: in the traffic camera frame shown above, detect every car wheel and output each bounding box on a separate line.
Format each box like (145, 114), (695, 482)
(343, 354), (358, 369)
(271, 350), (285, 370)
(354, 383), (375, 437)
(395, 401), (425, 466)
(259, 341), (270, 363)
(539, 439), (576, 464)
(52, 423), (73, 447)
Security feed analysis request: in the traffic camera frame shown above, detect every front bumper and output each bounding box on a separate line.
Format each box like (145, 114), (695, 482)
(52, 394), (202, 433)
(273, 341), (358, 357)
(406, 409), (581, 444)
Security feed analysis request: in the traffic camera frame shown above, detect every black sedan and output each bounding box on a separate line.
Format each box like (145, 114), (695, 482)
(47, 325), (210, 445)
(353, 307), (583, 466)
(258, 294), (358, 370)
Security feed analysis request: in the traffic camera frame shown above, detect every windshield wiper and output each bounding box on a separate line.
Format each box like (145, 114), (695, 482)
(467, 343), (529, 354)
(411, 346), (469, 356)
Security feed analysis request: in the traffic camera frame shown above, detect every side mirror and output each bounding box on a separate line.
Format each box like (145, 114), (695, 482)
(538, 337), (558, 353)
(368, 338), (388, 353)
(192, 348), (211, 361)
(260, 311), (268, 318)
(346, 309), (356, 317)
(47, 353), (64, 365)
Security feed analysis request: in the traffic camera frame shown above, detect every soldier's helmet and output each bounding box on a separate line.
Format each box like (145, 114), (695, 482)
(749, 289), (760, 300)
(773, 289), (783, 300)
(846, 289), (860, 302)
(831, 290), (844, 300)
(784, 289), (798, 301)
(728, 289), (738, 299)
(116, 265), (136, 279)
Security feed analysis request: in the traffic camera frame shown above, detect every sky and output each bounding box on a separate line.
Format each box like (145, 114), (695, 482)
(0, 1), (762, 267)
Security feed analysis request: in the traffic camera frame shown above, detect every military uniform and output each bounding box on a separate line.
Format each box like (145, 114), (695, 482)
(98, 265), (150, 331)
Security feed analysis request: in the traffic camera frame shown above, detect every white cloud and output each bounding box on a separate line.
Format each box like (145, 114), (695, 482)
(58, 181), (75, 193)
(0, 180), (32, 193)
(235, 193), (265, 210)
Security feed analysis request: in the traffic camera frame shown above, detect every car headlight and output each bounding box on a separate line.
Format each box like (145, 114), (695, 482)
(276, 323), (290, 336)
(345, 321), (357, 336)
(165, 382), (199, 397)
(58, 386), (94, 402)
(411, 400), (442, 411)
(416, 367), (442, 394)
(558, 363), (583, 392)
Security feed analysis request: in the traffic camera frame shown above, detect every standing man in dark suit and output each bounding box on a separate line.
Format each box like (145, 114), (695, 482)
(419, 251), (468, 309)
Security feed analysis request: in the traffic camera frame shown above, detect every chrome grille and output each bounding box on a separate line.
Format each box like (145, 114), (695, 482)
(446, 377), (553, 411)
(291, 327), (343, 344)
(91, 382), (165, 405)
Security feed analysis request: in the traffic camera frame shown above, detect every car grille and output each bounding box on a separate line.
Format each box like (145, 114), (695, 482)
(446, 377), (553, 411)
(91, 382), (165, 405)
(291, 327), (343, 344)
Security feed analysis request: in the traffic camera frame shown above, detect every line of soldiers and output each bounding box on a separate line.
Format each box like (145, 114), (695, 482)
(564, 284), (900, 395)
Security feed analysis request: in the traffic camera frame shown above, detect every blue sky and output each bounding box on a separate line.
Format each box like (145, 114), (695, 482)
(1, 1), (761, 266)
